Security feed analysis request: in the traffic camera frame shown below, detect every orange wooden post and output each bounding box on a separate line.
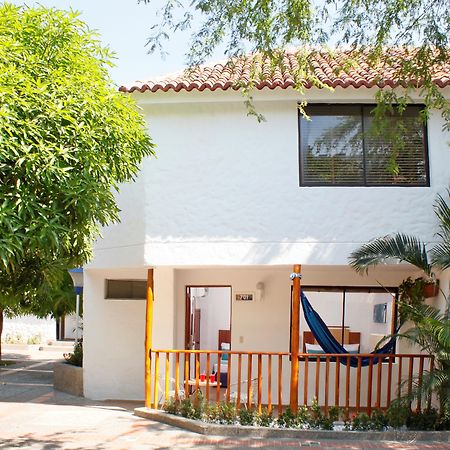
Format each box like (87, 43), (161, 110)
(290, 264), (301, 413)
(145, 269), (154, 408)
(278, 355), (283, 416)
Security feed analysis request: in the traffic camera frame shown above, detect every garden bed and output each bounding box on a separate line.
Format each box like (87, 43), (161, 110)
(53, 361), (83, 397)
(134, 408), (450, 442)
(134, 396), (449, 441)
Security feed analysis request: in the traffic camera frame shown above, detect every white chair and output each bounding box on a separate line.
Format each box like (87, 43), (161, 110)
(158, 377), (185, 404)
(225, 378), (258, 408)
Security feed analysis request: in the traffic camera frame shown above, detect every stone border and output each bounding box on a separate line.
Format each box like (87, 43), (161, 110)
(53, 361), (83, 397)
(134, 408), (450, 443)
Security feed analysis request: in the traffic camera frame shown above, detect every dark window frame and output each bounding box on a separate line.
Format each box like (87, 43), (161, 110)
(105, 279), (147, 300)
(298, 104), (430, 187)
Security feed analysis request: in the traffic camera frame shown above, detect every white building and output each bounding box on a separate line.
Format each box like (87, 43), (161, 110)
(83, 51), (449, 412)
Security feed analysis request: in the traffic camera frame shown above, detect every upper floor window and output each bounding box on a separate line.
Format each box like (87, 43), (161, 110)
(299, 104), (429, 186)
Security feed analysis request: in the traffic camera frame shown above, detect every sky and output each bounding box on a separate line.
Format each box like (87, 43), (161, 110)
(12, 0), (206, 86)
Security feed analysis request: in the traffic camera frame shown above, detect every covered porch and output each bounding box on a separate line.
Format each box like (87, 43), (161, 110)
(144, 264), (436, 415)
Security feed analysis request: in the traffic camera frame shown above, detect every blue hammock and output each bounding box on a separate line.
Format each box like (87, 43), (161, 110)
(300, 291), (396, 367)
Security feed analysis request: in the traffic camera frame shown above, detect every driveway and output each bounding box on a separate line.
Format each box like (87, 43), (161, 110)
(0, 347), (447, 449)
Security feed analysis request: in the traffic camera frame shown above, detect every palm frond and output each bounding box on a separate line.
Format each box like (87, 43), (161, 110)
(430, 190), (450, 270)
(434, 190), (450, 238)
(430, 242), (450, 271)
(348, 233), (432, 275)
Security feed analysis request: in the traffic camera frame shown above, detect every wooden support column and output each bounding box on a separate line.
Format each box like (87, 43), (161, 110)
(290, 264), (301, 413)
(145, 268), (154, 408)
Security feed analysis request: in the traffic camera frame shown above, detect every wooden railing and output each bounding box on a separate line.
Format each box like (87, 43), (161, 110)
(148, 349), (434, 415)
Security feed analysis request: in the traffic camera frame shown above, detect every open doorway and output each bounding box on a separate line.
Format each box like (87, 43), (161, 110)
(185, 286), (232, 352)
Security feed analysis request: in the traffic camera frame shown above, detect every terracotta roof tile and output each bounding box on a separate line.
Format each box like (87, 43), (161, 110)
(119, 49), (450, 93)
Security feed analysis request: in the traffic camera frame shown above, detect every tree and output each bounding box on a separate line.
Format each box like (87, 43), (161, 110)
(0, 270), (77, 361)
(0, 4), (155, 356)
(141, 0), (449, 127)
(348, 192), (450, 422)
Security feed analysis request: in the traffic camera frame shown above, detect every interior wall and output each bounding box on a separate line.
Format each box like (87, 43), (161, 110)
(194, 287), (231, 351)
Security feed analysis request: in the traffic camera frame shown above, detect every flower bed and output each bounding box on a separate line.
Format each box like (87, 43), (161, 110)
(161, 397), (449, 432)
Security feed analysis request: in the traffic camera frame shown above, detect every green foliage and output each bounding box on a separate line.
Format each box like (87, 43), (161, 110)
(255, 407), (273, 427)
(399, 301), (450, 418)
(351, 410), (387, 431)
(351, 413), (371, 431)
(163, 398), (448, 431)
(349, 234), (432, 277)
(0, 4), (154, 310)
(215, 402), (237, 424)
(431, 192), (450, 271)
(2, 270), (77, 320)
(26, 334), (42, 345)
(179, 398), (203, 420)
(141, 0), (449, 127)
(370, 409), (388, 431)
(296, 405), (311, 425)
(238, 407), (256, 426)
(385, 403), (410, 429)
(407, 409), (439, 431)
(349, 192), (450, 418)
(398, 277), (428, 324)
(276, 406), (298, 428)
(64, 341), (83, 367)
(309, 398), (335, 430)
(162, 398), (180, 415)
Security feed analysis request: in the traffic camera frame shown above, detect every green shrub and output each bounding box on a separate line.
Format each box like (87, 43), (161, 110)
(216, 402), (237, 424)
(162, 398), (180, 415)
(164, 398), (446, 433)
(276, 406), (298, 428)
(256, 408), (273, 427)
(386, 403), (410, 429)
(239, 407), (256, 426)
(328, 406), (340, 422)
(297, 405), (310, 426)
(437, 408), (450, 431)
(179, 398), (203, 420)
(352, 413), (371, 431)
(63, 341), (82, 367)
(309, 398), (335, 429)
(407, 409), (439, 430)
(370, 409), (388, 431)
(27, 334), (42, 344)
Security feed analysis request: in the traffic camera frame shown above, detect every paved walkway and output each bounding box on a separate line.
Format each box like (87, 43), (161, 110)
(0, 347), (448, 449)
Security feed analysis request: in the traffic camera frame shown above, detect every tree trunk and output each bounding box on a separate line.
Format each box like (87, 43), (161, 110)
(0, 308), (3, 361)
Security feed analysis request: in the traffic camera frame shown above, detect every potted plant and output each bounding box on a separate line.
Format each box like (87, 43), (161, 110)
(423, 278), (439, 298)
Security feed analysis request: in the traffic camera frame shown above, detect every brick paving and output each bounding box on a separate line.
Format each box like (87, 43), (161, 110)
(0, 347), (448, 450)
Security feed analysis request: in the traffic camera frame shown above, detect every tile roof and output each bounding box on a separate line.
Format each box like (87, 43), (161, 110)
(119, 50), (450, 94)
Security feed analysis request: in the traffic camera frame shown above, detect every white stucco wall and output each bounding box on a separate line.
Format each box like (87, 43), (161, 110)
(90, 86), (450, 269)
(2, 315), (56, 344)
(83, 267), (176, 400)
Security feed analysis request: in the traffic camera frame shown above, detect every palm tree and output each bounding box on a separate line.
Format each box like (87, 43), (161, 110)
(399, 301), (450, 427)
(348, 191), (449, 424)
